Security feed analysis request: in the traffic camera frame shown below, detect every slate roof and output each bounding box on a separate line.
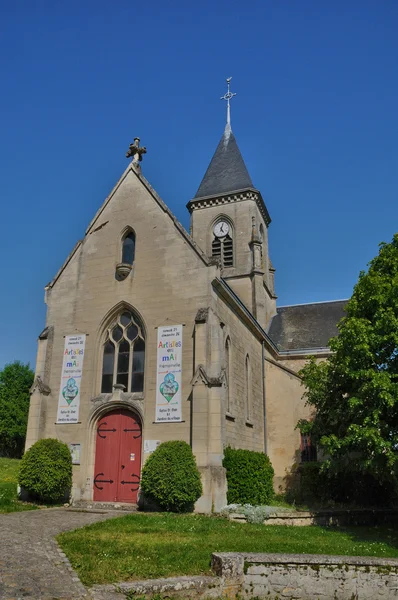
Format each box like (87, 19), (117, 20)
(268, 300), (347, 351)
(194, 124), (254, 198)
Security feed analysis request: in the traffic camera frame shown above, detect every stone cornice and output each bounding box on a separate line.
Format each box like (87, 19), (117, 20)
(187, 188), (271, 227)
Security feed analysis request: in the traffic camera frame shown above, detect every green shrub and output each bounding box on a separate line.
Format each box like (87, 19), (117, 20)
(140, 441), (202, 512)
(223, 446), (274, 505)
(18, 438), (72, 503)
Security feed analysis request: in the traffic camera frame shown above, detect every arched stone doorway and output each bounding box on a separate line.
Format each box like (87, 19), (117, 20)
(93, 408), (142, 503)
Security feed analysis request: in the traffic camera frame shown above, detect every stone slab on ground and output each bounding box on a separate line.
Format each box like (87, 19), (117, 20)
(90, 576), (221, 600)
(0, 507), (121, 599)
(71, 501), (138, 512)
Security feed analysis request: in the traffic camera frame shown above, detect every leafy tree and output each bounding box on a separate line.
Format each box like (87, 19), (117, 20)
(299, 234), (398, 491)
(0, 361), (34, 458)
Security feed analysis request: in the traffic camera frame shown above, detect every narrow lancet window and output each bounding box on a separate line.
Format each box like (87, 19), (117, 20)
(225, 338), (232, 413)
(122, 232), (135, 265)
(245, 355), (251, 421)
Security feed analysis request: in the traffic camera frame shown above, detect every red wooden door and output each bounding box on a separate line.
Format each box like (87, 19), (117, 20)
(94, 409), (142, 503)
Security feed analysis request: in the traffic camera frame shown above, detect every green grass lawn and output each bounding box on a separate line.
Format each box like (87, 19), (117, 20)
(57, 512), (398, 586)
(0, 457), (39, 513)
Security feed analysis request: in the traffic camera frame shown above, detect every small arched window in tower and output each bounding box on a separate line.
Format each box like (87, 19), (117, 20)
(212, 220), (233, 267)
(245, 354), (252, 421)
(101, 310), (145, 393)
(122, 231), (136, 265)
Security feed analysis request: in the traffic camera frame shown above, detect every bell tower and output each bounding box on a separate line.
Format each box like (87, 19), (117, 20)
(187, 79), (277, 329)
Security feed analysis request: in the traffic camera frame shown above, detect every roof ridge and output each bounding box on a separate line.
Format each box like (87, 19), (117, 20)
(277, 299), (348, 309)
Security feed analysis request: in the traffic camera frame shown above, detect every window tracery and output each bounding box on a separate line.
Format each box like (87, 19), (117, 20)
(101, 311), (145, 393)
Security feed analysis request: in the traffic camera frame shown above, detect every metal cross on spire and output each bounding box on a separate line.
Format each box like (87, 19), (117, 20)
(220, 77), (236, 127)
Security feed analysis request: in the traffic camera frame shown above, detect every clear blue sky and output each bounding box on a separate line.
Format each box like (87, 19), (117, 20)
(0, 1), (397, 369)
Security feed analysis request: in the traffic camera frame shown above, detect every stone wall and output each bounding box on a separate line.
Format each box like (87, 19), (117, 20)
(212, 552), (398, 599)
(228, 508), (398, 527)
(264, 356), (311, 491)
(211, 289), (265, 454)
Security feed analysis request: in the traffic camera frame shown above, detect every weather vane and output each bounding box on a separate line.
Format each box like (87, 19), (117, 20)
(220, 77), (236, 127)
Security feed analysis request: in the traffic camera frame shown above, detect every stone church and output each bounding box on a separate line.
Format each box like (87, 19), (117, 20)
(25, 89), (345, 511)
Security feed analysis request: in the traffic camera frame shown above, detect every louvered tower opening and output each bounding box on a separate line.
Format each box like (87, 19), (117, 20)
(223, 235), (233, 266)
(212, 237), (221, 260)
(212, 235), (233, 268)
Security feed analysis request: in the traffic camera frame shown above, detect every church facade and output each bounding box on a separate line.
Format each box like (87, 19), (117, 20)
(25, 112), (345, 512)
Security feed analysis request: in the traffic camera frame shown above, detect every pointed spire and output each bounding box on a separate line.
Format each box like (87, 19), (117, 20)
(194, 126), (254, 199)
(194, 78), (254, 199)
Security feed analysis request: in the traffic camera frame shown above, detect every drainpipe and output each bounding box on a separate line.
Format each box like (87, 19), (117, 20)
(262, 341), (267, 455)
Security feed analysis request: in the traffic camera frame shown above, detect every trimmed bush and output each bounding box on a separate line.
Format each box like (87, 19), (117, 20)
(223, 446), (274, 505)
(140, 440), (202, 512)
(18, 438), (72, 503)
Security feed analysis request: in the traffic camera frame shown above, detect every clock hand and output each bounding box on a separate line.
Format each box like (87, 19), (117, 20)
(220, 224), (224, 234)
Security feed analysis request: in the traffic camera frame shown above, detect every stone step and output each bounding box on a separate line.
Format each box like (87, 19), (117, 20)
(70, 500), (138, 513)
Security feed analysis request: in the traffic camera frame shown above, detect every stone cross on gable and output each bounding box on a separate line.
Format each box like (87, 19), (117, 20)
(126, 137), (147, 166)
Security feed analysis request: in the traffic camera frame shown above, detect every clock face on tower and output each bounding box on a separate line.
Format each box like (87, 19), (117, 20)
(213, 221), (230, 238)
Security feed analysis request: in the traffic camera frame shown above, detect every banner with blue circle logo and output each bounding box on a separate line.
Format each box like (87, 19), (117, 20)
(156, 325), (182, 422)
(56, 334), (86, 424)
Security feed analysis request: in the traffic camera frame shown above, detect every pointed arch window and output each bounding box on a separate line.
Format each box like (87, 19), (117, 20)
(225, 337), (232, 414)
(212, 219), (234, 267)
(122, 231), (136, 265)
(245, 354), (252, 421)
(101, 311), (145, 393)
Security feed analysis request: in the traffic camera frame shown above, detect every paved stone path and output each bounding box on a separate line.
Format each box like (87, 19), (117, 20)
(0, 507), (121, 600)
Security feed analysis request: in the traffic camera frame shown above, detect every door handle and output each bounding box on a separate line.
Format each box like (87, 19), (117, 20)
(121, 465), (125, 470)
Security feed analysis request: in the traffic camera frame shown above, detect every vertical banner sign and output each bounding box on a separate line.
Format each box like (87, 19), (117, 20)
(56, 335), (86, 424)
(156, 325), (183, 422)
